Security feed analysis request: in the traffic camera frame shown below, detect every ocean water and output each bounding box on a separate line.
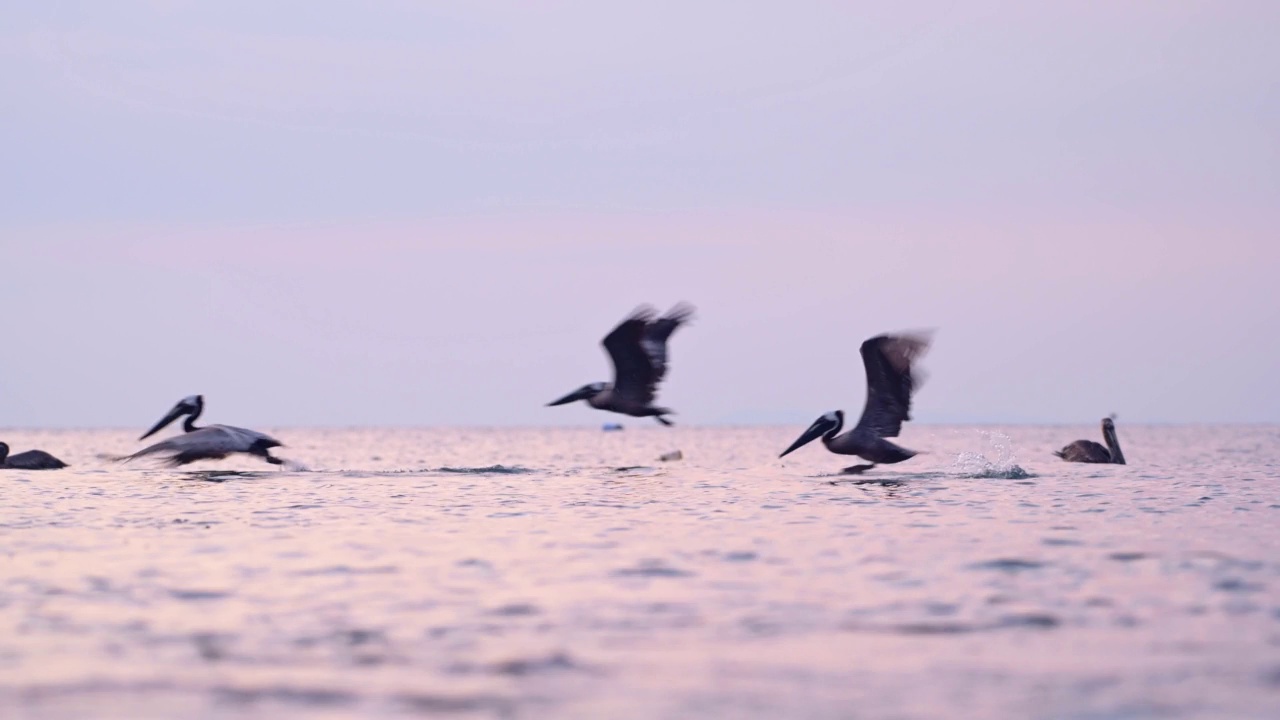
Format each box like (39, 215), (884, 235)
(1, 424), (1278, 720)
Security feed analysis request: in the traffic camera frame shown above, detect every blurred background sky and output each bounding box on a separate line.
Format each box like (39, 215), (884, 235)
(2, 1), (1277, 427)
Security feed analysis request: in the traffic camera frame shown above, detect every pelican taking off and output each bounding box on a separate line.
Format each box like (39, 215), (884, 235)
(0, 442), (68, 470)
(1055, 417), (1126, 464)
(779, 332), (932, 474)
(118, 395), (284, 467)
(548, 303), (694, 426)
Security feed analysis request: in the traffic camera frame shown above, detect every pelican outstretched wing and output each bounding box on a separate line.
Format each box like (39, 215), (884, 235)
(602, 304), (694, 406)
(121, 425), (280, 467)
(641, 302), (694, 387)
(853, 331), (932, 438)
(602, 306), (659, 406)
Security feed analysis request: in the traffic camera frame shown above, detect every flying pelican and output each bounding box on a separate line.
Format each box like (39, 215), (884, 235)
(118, 395), (285, 467)
(1055, 417), (1126, 464)
(779, 332), (932, 474)
(547, 303), (695, 426)
(0, 442), (68, 470)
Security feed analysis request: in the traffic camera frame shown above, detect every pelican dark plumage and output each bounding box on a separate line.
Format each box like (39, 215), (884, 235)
(779, 332), (932, 474)
(0, 442), (68, 470)
(1055, 417), (1126, 464)
(118, 395), (284, 467)
(548, 303), (694, 426)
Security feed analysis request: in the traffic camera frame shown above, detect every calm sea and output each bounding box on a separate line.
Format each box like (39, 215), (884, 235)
(2, 425), (1278, 719)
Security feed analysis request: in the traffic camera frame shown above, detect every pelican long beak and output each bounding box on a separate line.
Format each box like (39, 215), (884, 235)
(139, 404), (188, 440)
(779, 422), (828, 458)
(547, 387), (593, 406)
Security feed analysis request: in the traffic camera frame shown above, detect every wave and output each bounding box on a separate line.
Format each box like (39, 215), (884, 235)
(434, 465), (534, 475)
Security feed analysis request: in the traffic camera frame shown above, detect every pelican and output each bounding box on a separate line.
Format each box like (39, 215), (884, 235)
(119, 395), (284, 467)
(779, 332), (932, 474)
(1055, 417), (1126, 464)
(547, 303), (694, 426)
(0, 442), (68, 470)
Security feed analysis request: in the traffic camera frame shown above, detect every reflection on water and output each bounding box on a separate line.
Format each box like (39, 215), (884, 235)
(1, 425), (1278, 719)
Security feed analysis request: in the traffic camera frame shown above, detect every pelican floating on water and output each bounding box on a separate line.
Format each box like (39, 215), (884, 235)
(119, 395), (284, 467)
(1055, 417), (1126, 464)
(780, 332), (932, 474)
(0, 442), (68, 470)
(548, 303), (694, 426)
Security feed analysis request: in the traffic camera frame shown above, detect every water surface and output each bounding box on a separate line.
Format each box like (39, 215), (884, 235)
(2, 425), (1279, 719)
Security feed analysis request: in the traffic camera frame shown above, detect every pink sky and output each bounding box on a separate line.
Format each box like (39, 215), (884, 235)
(2, 2), (1277, 426)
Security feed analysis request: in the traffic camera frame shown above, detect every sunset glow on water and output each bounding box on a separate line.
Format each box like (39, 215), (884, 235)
(3, 425), (1277, 718)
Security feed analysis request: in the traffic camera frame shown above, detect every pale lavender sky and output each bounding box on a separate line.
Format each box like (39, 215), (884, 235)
(2, 2), (1277, 427)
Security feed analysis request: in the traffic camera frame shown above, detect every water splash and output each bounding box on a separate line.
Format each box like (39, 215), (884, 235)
(953, 431), (1032, 479)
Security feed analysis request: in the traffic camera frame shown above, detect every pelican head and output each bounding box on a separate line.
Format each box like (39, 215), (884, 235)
(1101, 415), (1125, 464)
(140, 395), (204, 440)
(547, 383), (606, 407)
(1101, 416), (1118, 446)
(779, 410), (844, 458)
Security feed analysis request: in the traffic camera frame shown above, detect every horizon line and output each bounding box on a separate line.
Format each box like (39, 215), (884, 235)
(3, 420), (1277, 432)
